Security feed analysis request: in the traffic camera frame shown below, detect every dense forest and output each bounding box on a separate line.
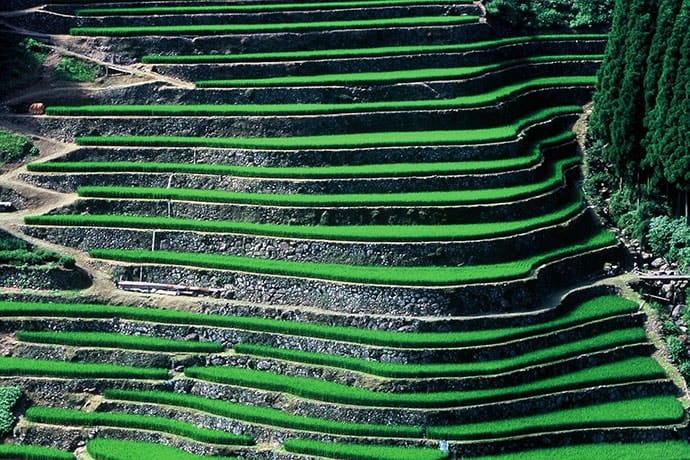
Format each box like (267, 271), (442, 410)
(587, 0), (690, 271)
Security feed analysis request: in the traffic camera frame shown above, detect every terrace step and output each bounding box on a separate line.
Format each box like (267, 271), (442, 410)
(22, 135), (578, 193)
(96, 243), (621, 316)
(53, 22), (494, 58)
(147, 40), (604, 80)
(21, 208), (602, 266)
(25, 87), (593, 139)
(52, 176), (579, 226)
(0, 312), (649, 369)
(98, 378), (673, 428)
(59, 5), (483, 28)
(39, 115), (577, 167)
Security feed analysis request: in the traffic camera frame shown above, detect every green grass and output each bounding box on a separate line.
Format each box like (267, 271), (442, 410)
(234, 329), (649, 379)
(87, 438), (236, 460)
(104, 389), (423, 438)
(27, 131), (575, 177)
(195, 55), (601, 87)
(0, 296), (637, 349)
(15, 331), (223, 353)
(0, 387), (21, 435)
(54, 57), (101, 82)
(25, 407), (254, 446)
(75, 155), (580, 208)
(89, 230), (615, 287)
(74, 106), (581, 150)
(104, 390), (683, 440)
(70, 15), (478, 37)
(468, 442), (690, 460)
(78, 0), (472, 16)
(46, 77), (595, 116)
(284, 439), (448, 460)
(141, 34), (606, 63)
(0, 445), (74, 460)
(185, 355), (661, 408)
(0, 357), (167, 380)
(23, 199), (584, 243)
(426, 396), (685, 440)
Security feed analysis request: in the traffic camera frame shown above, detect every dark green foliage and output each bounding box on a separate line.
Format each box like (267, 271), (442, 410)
(0, 37), (49, 99)
(590, 0), (690, 235)
(607, 0), (656, 184)
(485, 0), (613, 30)
(0, 387), (20, 435)
(666, 336), (685, 363)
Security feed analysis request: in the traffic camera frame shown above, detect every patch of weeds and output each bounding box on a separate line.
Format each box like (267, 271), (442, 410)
(0, 130), (38, 164)
(54, 56), (102, 82)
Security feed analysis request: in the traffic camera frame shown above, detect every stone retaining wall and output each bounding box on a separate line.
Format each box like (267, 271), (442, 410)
(0, 266), (91, 290)
(23, 87), (592, 140)
(101, 244), (621, 316)
(22, 209), (600, 267)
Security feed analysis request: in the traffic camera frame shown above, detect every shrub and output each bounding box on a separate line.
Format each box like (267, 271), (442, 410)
(0, 130), (37, 164)
(666, 336), (685, 363)
(54, 57), (101, 82)
(0, 387), (21, 435)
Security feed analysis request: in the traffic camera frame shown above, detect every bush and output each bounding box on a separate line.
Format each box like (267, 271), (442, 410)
(666, 336), (685, 363)
(0, 387), (21, 435)
(54, 57), (101, 82)
(0, 130), (37, 164)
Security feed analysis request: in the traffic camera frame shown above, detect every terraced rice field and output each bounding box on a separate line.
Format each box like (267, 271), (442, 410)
(1, 0), (689, 459)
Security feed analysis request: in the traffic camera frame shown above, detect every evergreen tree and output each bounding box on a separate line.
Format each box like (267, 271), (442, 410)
(607, 0), (657, 184)
(643, 1), (690, 182)
(660, 24), (690, 210)
(589, 0), (630, 143)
